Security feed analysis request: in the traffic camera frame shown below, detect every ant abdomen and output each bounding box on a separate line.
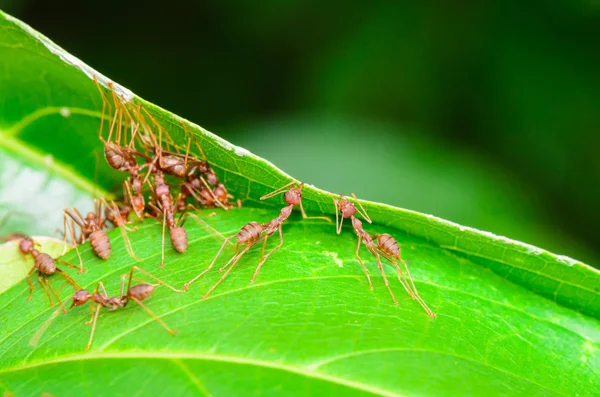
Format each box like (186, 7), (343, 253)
(170, 226), (188, 253)
(237, 222), (263, 245)
(161, 155), (188, 178)
(128, 283), (155, 301)
(376, 233), (400, 257)
(89, 230), (111, 259)
(34, 252), (56, 274)
(104, 142), (133, 171)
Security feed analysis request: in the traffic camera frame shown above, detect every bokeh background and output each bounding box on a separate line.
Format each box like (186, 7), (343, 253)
(3, 0), (599, 266)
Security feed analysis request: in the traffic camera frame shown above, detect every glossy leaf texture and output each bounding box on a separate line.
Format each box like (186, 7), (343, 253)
(0, 9), (599, 397)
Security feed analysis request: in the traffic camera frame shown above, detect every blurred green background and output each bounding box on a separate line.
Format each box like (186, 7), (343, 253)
(3, 0), (599, 265)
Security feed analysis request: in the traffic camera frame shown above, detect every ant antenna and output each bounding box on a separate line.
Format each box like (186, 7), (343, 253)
(351, 193), (372, 224)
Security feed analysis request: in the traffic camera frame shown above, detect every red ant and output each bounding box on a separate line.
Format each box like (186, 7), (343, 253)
(70, 266), (182, 350)
(95, 79), (148, 219)
(333, 194), (436, 318)
(63, 199), (110, 268)
(140, 115), (231, 210)
(13, 236), (81, 313)
(183, 182), (329, 297)
(147, 171), (188, 267)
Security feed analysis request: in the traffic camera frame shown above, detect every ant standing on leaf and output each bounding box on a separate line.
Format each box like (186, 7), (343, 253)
(5, 236), (82, 313)
(63, 199), (111, 267)
(147, 170), (188, 267)
(333, 194), (436, 318)
(183, 182), (330, 298)
(69, 266), (182, 350)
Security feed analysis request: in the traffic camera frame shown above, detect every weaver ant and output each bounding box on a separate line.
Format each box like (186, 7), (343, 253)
(15, 236), (81, 312)
(63, 199), (110, 268)
(70, 266), (182, 350)
(333, 194), (436, 318)
(183, 182), (329, 297)
(147, 171), (188, 267)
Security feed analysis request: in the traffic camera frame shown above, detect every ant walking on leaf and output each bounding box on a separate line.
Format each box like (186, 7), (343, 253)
(183, 182), (330, 297)
(70, 266), (182, 350)
(333, 194), (436, 318)
(7, 236), (82, 313)
(63, 199), (111, 267)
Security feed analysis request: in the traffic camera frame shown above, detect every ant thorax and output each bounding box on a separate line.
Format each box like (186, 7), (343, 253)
(340, 200), (357, 219)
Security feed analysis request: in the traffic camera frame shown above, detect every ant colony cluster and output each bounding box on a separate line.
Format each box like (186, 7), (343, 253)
(2, 77), (435, 350)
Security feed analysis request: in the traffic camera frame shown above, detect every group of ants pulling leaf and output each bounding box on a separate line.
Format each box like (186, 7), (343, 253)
(2, 78), (436, 351)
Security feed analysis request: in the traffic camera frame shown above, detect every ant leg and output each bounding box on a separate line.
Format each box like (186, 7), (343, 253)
(396, 257), (436, 318)
(203, 245), (253, 299)
(258, 236), (268, 263)
(354, 237), (373, 290)
(37, 273), (55, 307)
(43, 278), (67, 314)
(26, 266), (36, 300)
(92, 76), (111, 143)
(351, 193), (372, 224)
(160, 206), (167, 268)
(106, 103), (120, 144)
(130, 266), (183, 293)
(183, 236), (236, 290)
(199, 177), (228, 210)
(84, 301), (96, 325)
(129, 296), (177, 335)
(260, 182), (296, 200)
(85, 304), (102, 350)
(63, 213), (84, 272)
(375, 252), (417, 299)
(55, 267), (83, 290)
(332, 197), (344, 235)
(183, 137), (192, 169)
(299, 200), (331, 223)
(180, 120), (208, 161)
(218, 243), (240, 272)
(120, 226), (140, 261)
(181, 212), (227, 246)
(250, 226), (284, 283)
(370, 249), (398, 306)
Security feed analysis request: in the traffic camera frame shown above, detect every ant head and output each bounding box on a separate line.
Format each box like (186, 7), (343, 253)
(284, 187), (302, 206)
(71, 290), (92, 307)
(85, 212), (96, 222)
(19, 237), (34, 254)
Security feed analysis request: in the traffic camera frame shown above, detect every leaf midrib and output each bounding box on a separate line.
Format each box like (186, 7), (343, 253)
(0, 350), (562, 397)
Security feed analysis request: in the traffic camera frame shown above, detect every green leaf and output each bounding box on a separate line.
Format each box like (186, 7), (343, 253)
(2, 208), (599, 397)
(0, 9), (599, 397)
